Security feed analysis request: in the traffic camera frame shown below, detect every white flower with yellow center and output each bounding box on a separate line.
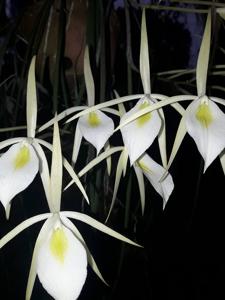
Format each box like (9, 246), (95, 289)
(185, 95), (225, 172)
(120, 10), (162, 166)
(0, 141), (39, 210)
(36, 217), (87, 300)
(0, 57), (88, 217)
(0, 117), (141, 299)
(120, 97), (161, 165)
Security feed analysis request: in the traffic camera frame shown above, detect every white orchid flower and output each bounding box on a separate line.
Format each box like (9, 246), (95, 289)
(185, 95), (225, 172)
(70, 46), (115, 165)
(0, 57), (41, 216)
(36, 46), (119, 167)
(120, 10), (162, 165)
(0, 57), (88, 217)
(0, 118), (141, 299)
(120, 96), (162, 165)
(106, 103), (173, 221)
(0, 140), (39, 210)
(165, 11), (225, 173)
(134, 153), (174, 212)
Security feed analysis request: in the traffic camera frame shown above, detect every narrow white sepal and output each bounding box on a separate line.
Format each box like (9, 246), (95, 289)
(37, 218), (87, 300)
(104, 141), (111, 175)
(32, 141), (52, 212)
(61, 211), (142, 247)
(50, 116), (62, 212)
(0, 213), (51, 249)
(26, 56), (37, 138)
(84, 46), (95, 107)
(120, 97), (161, 165)
(185, 97), (225, 171)
(78, 110), (114, 154)
(158, 108), (167, 168)
(105, 149), (127, 223)
(34, 139), (89, 204)
(167, 114), (187, 170)
(0, 142), (39, 211)
(219, 150), (225, 176)
(196, 11), (211, 96)
(140, 9), (151, 94)
(71, 124), (82, 167)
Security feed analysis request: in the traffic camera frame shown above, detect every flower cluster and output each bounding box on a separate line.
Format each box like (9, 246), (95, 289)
(1, 8), (225, 300)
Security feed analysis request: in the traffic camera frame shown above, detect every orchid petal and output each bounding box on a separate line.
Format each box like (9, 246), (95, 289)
(186, 97), (225, 171)
(50, 116), (62, 212)
(0, 213), (51, 249)
(61, 211), (142, 247)
(78, 110), (114, 154)
(219, 150), (225, 176)
(65, 94), (144, 124)
(64, 147), (123, 191)
(167, 114), (187, 170)
(71, 124), (82, 167)
(196, 11), (211, 96)
(0, 142), (39, 212)
(26, 56), (37, 138)
(61, 215), (108, 285)
(37, 219), (87, 300)
(137, 154), (174, 208)
(158, 108), (167, 168)
(140, 9), (151, 94)
(116, 94), (196, 132)
(37, 106), (86, 133)
(105, 149), (128, 223)
(84, 46), (95, 107)
(120, 97), (161, 165)
(104, 141), (111, 175)
(34, 139), (89, 204)
(26, 216), (55, 300)
(0, 137), (26, 151)
(32, 141), (52, 211)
